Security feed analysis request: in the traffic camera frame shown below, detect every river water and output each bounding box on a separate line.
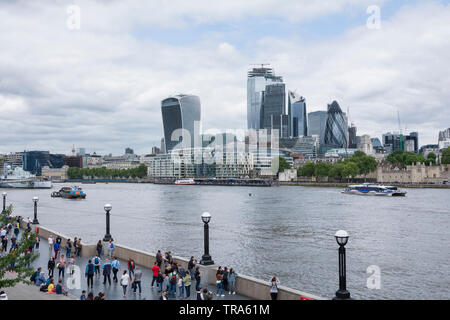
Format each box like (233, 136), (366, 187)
(5, 183), (450, 299)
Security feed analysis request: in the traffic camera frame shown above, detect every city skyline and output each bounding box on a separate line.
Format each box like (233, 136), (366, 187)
(1, 0), (450, 154)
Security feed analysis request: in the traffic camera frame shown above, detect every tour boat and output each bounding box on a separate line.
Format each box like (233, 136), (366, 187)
(57, 186), (87, 199)
(174, 179), (196, 185)
(342, 184), (406, 197)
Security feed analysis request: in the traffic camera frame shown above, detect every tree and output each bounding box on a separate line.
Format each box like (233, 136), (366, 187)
(441, 147), (450, 164)
(342, 162), (360, 182)
(297, 161), (315, 177)
(329, 162), (345, 181)
(314, 162), (332, 178)
(0, 206), (39, 288)
(276, 156), (291, 174)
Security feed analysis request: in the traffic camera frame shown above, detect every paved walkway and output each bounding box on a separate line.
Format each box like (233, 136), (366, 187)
(30, 236), (249, 300)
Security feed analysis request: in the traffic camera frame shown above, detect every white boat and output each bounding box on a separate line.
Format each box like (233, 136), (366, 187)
(342, 184), (406, 197)
(174, 178), (196, 185)
(0, 166), (52, 189)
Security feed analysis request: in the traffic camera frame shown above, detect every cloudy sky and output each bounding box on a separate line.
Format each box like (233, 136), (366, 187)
(0, 0), (449, 155)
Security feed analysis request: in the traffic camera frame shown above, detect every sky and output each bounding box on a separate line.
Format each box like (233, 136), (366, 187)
(0, 0), (449, 155)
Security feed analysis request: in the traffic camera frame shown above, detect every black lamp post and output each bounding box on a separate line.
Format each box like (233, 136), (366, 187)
(200, 212), (214, 265)
(32, 196), (39, 224)
(103, 204), (113, 242)
(334, 230), (350, 300)
(2, 192), (6, 214)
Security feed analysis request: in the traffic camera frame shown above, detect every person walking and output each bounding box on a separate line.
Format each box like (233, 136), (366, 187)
(48, 256), (55, 278)
(34, 235), (40, 251)
(156, 250), (163, 268)
(156, 271), (164, 292)
(222, 267), (229, 293)
(120, 270), (129, 298)
(216, 267), (224, 297)
(48, 235), (54, 256)
(128, 258), (135, 280)
(64, 239), (71, 258)
(194, 267), (201, 291)
(162, 273), (170, 293)
(177, 273), (184, 299)
(102, 259), (112, 285)
(132, 266), (142, 294)
(93, 255), (101, 277)
(77, 238), (82, 256)
(68, 255), (75, 276)
(188, 256), (196, 280)
(168, 269), (178, 298)
(96, 240), (102, 258)
(73, 237), (78, 256)
(269, 276), (280, 300)
(228, 268), (237, 295)
(85, 259), (95, 289)
(111, 257), (120, 282)
(53, 241), (60, 260)
(57, 254), (66, 279)
(108, 240), (114, 259)
(151, 261), (160, 287)
(183, 271), (191, 299)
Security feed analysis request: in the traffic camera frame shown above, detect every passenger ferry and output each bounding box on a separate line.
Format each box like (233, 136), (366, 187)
(174, 179), (196, 185)
(342, 184), (407, 197)
(55, 186), (87, 199)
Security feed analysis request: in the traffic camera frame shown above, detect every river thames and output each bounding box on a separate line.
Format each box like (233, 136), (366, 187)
(5, 183), (450, 299)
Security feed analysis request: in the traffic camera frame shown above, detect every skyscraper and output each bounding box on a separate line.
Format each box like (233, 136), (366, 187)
(247, 66), (283, 130)
(308, 111), (328, 146)
(161, 94), (201, 153)
(260, 83), (286, 136)
(348, 125), (357, 149)
(324, 101), (348, 149)
(288, 91), (307, 137)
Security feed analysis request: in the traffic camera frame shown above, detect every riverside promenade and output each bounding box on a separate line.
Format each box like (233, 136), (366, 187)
(16, 221), (325, 300)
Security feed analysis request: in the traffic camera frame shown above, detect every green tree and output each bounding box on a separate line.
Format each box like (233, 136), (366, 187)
(440, 148), (450, 164)
(426, 152), (436, 166)
(0, 206), (39, 288)
(314, 162), (332, 178)
(329, 162), (345, 181)
(275, 157), (291, 174)
(342, 162), (360, 182)
(297, 161), (315, 177)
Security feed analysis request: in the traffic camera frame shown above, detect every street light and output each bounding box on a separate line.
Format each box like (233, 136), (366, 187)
(2, 192), (6, 214)
(334, 230), (350, 300)
(32, 196), (39, 224)
(103, 204), (113, 242)
(200, 212), (214, 265)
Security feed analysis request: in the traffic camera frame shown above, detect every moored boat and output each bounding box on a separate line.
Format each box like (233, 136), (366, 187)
(174, 179), (196, 185)
(342, 184), (406, 196)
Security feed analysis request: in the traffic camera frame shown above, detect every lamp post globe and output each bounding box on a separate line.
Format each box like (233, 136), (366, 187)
(334, 229), (350, 300)
(103, 204), (113, 242)
(32, 196), (39, 224)
(200, 212), (214, 265)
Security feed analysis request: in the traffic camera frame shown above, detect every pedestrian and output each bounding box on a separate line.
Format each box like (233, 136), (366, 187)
(10, 233), (17, 250)
(108, 240), (114, 258)
(93, 254), (101, 277)
(53, 240), (60, 260)
(188, 256), (196, 280)
(151, 261), (160, 287)
(80, 290), (87, 300)
(194, 267), (201, 291)
(48, 235), (54, 256)
(111, 257), (120, 282)
(68, 255), (75, 276)
(65, 239), (72, 258)
(162, 273), (170, 292)
(133, 266), (142, 294)
(85, 259), (95, 289)
(73, 237), (78, 256)
(177, 273), (184, 299)
(228, 268), (237, 295)
(120, 270), (129, 298)
(13, 225), (19, 238)
(223, 266), (229, 293)
(48, 256), (55, 277)
(87, 292), (94, 300)
(269, 276), (280, 300)
(216, 267), (224, 297)
(160, 290), (168, 300)
(156, 250), (162, 268)
(128, 258), (135, 279)
(168, 269), (178, 298)
(77, 238), (82, 256)
(96, 240), (102, 258)
(55, 279), (68, 296)
(164, 261), (172, 276)
(183, 271), (191, 299)
(35, 235), (40, 251)
(57, 254), (66, 279)
(156, 271), (164, 292)
(102, 259), (112, 285)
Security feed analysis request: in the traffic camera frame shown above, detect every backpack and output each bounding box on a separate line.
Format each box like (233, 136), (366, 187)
(30, 271), (38, 283)
(170, 273), (177, 284)
(87, 263), (94, 275)
(94, 257), (99, 265)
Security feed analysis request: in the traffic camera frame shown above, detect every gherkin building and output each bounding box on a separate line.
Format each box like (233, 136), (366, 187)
(324, 101), (348, 149)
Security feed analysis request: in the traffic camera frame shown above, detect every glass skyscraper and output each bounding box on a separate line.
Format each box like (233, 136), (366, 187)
(308, 111), (328, 146)
(288, 91), (307, 137)
(261, 83), (286, 135)
(161, 94), (201, 153)
(247, 67), (283, 130)
(324, 101), (348, 149)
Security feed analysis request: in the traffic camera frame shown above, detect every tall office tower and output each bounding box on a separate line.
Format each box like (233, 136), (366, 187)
(288, 91), (307, 137)
(348, 125), (357, 149)
(260, 83), (286, 136)
(160, 138), (166, 154)
(406, 132), (419, 153)
(247, 66), (283, 130)
(308, 111), (328, 146)
(324, 101), (348, 149)
(270, 114), (290, 138)
(161, 94), (201, 153)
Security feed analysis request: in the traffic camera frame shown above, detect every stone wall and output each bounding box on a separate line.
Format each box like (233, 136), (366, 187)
(376, 164), (450, 183)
